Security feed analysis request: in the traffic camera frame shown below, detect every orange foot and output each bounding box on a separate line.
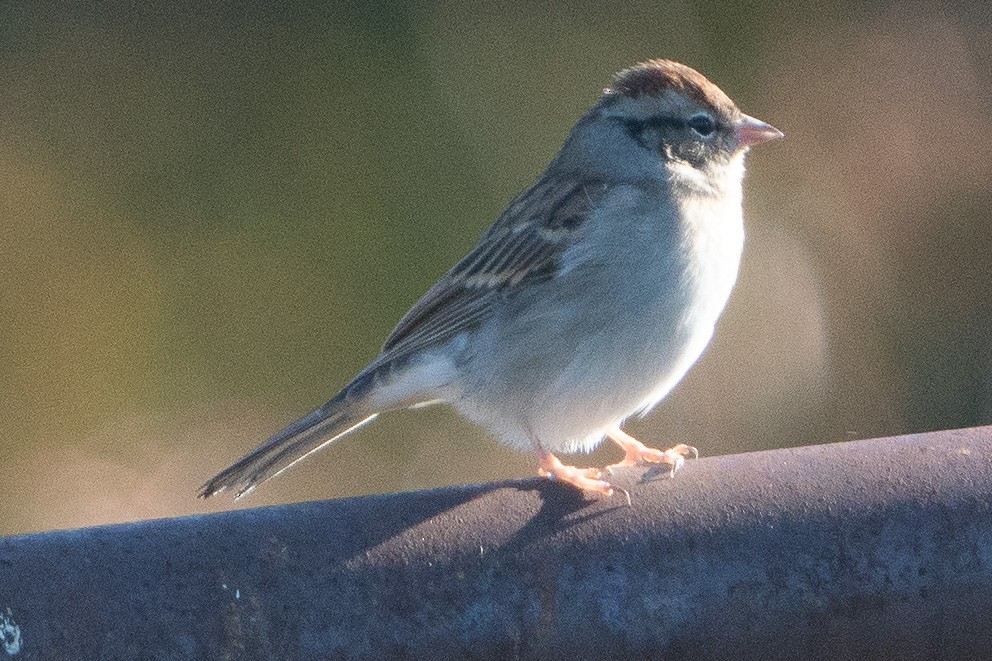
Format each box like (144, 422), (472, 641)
(605, 428), (698, 477)
(537, 452), (629, 504)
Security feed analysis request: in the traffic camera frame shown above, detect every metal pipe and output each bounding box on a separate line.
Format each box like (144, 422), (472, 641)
(1, 426), (991, 659)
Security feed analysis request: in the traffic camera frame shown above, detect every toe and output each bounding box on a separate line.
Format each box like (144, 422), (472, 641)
(538, 454), (615, 497)
(605, 433), (699, 477)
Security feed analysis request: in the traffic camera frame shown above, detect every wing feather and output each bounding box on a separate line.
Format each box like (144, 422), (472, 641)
(372, 177), (609, 369)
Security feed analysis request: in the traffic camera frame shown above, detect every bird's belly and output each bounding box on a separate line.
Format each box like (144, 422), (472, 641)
(453, 260), (735, 454)
(536, 240), (740, 450)
(527, 290), (721, 452)
(453, 193), (743, 454)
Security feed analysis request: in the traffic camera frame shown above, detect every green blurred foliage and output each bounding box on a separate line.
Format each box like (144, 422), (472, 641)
(1, 0), (990, 535)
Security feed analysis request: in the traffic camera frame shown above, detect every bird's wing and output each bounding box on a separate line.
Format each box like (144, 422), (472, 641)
(370, 176), (609, 368)
(200, 179), (609, 496)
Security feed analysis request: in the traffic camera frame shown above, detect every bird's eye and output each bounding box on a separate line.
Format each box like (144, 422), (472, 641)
(687, 114), (717, 137)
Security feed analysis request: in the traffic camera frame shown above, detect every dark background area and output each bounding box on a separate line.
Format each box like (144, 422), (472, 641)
(2, 0), (990, 535)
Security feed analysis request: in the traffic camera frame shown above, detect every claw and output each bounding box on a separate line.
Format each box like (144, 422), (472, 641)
(606, 429), (698, 477)
(538, 452), (620, 499)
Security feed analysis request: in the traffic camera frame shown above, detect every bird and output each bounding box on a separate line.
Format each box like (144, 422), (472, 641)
(199, 59), (782, 501)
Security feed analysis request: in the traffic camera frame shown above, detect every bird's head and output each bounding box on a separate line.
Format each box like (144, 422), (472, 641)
(559, 59), (782, 185)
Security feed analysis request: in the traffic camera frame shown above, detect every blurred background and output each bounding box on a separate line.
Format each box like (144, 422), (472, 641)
(2, 0), (990, 536)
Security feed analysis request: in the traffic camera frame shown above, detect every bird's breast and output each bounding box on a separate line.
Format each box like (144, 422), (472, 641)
(580, 180), (744, 333)
(560, 180), (745, 420)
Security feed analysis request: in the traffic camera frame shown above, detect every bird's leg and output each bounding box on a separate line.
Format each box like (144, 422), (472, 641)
(528, 430), (629, 503)
(536, 451), (615, 496)
(605, 427), (698, 477)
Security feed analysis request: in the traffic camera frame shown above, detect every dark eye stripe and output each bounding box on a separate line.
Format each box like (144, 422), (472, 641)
(614, 115), (705, 150)
(615, 116), (680, 136)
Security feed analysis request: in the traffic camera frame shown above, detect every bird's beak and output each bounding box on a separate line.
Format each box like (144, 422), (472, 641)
(736, 114), (784, 147)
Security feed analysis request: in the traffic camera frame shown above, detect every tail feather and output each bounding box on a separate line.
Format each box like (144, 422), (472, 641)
(199, 395), (378, 500)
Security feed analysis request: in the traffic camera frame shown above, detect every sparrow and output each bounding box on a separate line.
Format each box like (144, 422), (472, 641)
(199, 59), (782, 501)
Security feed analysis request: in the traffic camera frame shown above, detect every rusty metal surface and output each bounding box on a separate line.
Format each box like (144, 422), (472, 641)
(1, 426), (991, 660)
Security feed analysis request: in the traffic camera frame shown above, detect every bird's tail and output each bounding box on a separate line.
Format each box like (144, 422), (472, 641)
(198, 393), (378, 500)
